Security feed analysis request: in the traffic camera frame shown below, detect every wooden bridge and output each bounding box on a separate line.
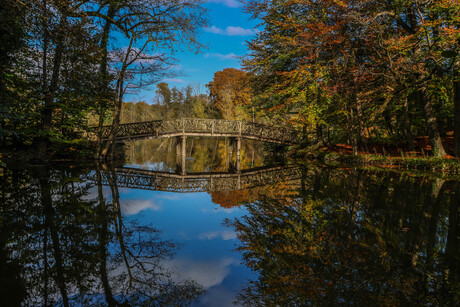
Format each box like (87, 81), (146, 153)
(91, 165), (302, 193)
(98, 118), (300, 145)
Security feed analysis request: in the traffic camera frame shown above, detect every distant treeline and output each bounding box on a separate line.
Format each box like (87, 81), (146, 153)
(87, 83), (220, 126)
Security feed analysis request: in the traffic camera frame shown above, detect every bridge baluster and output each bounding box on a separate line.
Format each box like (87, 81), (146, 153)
(97, 118), (299, 145)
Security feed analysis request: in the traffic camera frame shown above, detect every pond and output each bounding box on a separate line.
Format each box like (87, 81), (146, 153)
(1, 138), (459, 306)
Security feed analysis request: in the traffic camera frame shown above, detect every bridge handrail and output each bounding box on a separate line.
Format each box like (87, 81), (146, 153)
(93, 118), (300, 144)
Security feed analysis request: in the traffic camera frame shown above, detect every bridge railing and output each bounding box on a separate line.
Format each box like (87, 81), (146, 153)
(97, 118), (300, 144)
(103, 120), (163, 139)
(156, 118), (299, 144)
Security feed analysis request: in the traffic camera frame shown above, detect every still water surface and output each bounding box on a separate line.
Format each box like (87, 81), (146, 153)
(1, 138), (459, 306)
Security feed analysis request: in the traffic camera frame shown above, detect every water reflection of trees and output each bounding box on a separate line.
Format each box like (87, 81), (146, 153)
(228, 167), (460, 306)
(126, 138), (265, 172)
(0, 164), (204, 306)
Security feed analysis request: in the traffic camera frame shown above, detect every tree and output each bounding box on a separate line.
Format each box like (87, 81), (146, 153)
(207, 68), (253, 120)
(101, 0), (207, 159)
(0, 0), (208, 160)
(15, 0), (110, 159)
(0, 0), (26, 145)
(242, 0), (460, 157)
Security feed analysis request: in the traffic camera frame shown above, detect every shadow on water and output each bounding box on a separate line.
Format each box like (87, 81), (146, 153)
(1, 146), (459, 305)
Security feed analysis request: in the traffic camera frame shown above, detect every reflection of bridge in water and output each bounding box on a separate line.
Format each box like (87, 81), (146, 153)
(95, 165), (302, 193)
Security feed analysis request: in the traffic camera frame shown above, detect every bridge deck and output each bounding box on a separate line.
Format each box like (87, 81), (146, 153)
(97, 118), (300, 145)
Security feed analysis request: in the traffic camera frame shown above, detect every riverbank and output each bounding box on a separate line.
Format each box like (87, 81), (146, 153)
(293, 137), (460, 175)
(0, 138), (135, 165)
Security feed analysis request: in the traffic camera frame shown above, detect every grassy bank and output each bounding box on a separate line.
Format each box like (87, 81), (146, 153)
(293, 146), (460, 175)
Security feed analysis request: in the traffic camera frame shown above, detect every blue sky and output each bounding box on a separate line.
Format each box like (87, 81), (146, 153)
(130, 0), (259, 103)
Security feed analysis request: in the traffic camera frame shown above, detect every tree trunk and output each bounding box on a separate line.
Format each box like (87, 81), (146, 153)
(316, 123), (323, 146)
(315, 89), (324, 146)
(454, 67), (460, 157)
(346, 107), (358, 154)
(402, 95), (416, 150)
(356, 98), (367, 151)
(38, 14), (67, 160)
(101, 36), (134, 160)
(38, 0), (48, 158)
(350, 49), (360, 155)
(302, 125), (308, 144)
(96, 4), (116, 159)
(420, 90), (446, 157)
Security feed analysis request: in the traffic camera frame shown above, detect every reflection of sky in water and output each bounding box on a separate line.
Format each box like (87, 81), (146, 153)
(114, 186), (257, 306)
(115, 138), (267, 305)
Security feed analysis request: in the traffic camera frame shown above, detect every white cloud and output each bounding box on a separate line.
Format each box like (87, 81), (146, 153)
(168, 257), (239, 289)
(204, 52), (238, 60)
(161, 78), (187, 83)
(207, 0), (240, 8)
(205, 26), (259, 36)
(199, 230), (237, 241)
(120, 199), (161, 215)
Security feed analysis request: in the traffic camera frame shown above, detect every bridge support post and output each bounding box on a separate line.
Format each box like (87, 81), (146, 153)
(228, 137), (241, 173)
(176, 136), (181, 157)
(228, 137), (234, 159)
(236, 137), (241, 158)
(236, 137), (241, 173)
(180, 153), (186, 175)
(176, 135), (187, 175)
(176, 135), (187, 157)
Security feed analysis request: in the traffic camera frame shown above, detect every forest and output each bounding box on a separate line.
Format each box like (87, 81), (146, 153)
(210, 0), (460, 158)
(0, 0), (208, 160)
(1, 0), (459, 161)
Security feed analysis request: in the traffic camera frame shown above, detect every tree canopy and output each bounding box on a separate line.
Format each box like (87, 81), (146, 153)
(236, 0), (460, 157)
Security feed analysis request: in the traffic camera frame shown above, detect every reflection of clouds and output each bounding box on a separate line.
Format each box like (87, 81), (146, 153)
(199, 287), (237, 307)
(118, 187), (133, 195)
(82, 186), (112, 201)
(169, 257), (238, 289)
(156, 194), (180, 200)
(199, 230), (237, 241)
(121, 199), (161, 215)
